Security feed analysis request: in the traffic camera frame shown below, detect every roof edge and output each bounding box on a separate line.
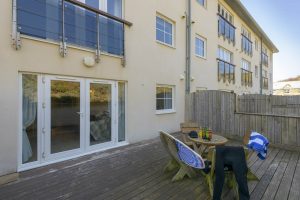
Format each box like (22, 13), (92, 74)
(224, 0), (279, 53)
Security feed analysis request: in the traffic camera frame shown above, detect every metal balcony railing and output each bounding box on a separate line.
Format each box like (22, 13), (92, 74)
(241, 68), (253, 87)
(263, 77), (269, 89)
(241, 34), (253, 56)
(16, 0), (132, 59)
(218, 14), (236, 44)
(218, 59), (235, 84)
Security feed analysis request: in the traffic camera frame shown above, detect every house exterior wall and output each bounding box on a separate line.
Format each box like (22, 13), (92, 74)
(0, 0), (275, 176)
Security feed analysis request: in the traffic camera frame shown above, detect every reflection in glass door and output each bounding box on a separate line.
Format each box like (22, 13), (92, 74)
(47, 78), (83, 157)
(89, 82), (113, 146)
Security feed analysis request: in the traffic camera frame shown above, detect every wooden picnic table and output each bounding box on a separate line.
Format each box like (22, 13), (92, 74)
(188, 134), (228, 155)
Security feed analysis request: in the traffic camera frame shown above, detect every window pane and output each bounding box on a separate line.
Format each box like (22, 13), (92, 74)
(22, 74), (38, 164)
(118, 82), (126, 142)
(156, 99), (165, 110)
(165, 22), (172, 34)
(219, 62), (225, 81)
(156, 18), (164, 31)
(165, 88), (172, 98)
(107, 0), (122, 18)
(156, 29), (164, 42)
(165, 34), (172, 45)
(86, 0), (99, 9)
(165, 99), (173, 110)
(156, 87), (164, 98)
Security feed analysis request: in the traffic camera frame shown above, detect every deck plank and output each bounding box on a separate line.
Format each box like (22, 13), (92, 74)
(249, 149), (284, 200)
(274, 152), (299, 200)
(262, 151), (291, 200)
(0, 136), (299, 200)
(288, 154), (300, 200)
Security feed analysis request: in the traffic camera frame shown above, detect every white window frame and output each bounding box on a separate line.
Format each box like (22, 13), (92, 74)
(218, 46), (232, 63)
(195, 35), (206, 59)
(156, 14), (175, 48)
(241, 26), (251, 40)
(241, 59), (251, 71)
(218, 3), (233, 24)
(255, 38), (258, 51)
(156, 85), (176, 114)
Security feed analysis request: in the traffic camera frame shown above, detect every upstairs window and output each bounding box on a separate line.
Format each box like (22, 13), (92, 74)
(218, 4), (235, 44)
(16, 0), (124, 56)
(262, 70), (268, 89)
(195, 35), (206, 58)
(218, 47), (235, 83)
(241, 59), (252, 87)
(255, 38), (258, 51)
(241, 26), (253, 56)
(156, 15), (174, 47)
(262, 46), (269, 66)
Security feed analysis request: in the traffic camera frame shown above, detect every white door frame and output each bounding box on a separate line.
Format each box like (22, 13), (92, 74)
(18, 73), (123, 171)
(85, 79), (118, 151)
(44, 75), (85, 162)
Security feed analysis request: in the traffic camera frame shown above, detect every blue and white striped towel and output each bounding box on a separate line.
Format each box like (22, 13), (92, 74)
(247, 131), (269, 160)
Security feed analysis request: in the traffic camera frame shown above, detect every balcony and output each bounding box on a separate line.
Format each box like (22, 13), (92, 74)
(262, 52), (269, 66)
(218, 59), (235, 84)
(16, 0), (132, 57)
(218, 15), (235, 44)
(241, 34), (253, 56)
(263, 77), (269, 89)
(241, 68), (253, 87)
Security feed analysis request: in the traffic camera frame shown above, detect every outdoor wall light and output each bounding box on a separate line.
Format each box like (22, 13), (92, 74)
(83, 56), (95, 67)
(191, 76), (195, 81)
(180, 74), (185, 80)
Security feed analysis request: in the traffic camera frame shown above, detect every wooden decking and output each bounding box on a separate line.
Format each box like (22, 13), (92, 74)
(0, 135), (300, 200)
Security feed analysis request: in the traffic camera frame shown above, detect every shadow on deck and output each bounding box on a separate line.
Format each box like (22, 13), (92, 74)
(0, 134), (299, 200)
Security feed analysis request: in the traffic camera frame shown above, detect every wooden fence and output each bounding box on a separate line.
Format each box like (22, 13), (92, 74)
(185, 91), (300, 149)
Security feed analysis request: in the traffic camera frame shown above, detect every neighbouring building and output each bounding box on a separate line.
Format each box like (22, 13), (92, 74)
(274, 81), (300, 95)
(0, 0), (278, 179)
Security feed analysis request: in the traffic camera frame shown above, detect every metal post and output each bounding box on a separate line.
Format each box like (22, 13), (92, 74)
(95, 14), (101, 63)
(185, 0), (191, 94)
(121, 24), (126, 67)
(260, 36), (263, 94)
(60, 0), (67, 57)
(12, 0), (21, 50)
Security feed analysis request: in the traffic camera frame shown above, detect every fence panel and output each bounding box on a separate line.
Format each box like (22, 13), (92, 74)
(185, 91), (300, 148)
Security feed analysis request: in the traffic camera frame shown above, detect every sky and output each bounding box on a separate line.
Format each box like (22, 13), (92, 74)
(240, 0), (300, 82)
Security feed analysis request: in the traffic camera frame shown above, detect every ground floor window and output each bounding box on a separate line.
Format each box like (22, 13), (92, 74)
(20, 73), (126, 169)
(156, 85), (175, 114)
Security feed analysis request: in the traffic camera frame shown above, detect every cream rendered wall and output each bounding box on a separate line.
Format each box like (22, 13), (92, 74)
(190, 0), (219, 92)
(190, 0), (274, 94)
(0, 0), (186, 176)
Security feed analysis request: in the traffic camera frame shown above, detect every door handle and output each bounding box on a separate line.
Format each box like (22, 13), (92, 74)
(76, 112), (84, 117)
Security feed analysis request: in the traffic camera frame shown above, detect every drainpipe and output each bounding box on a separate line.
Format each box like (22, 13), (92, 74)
(185, 0), (191, 94)
(260, 36), (263, 94)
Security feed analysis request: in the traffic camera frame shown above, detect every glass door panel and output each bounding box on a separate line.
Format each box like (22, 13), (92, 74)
(50, 80), (81, 154)
(89, 83), (112, 146)
(22, 74), (38, 164)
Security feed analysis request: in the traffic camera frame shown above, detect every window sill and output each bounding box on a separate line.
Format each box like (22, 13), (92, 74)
(156, 109), (176, 115)
(156, 40), (176, 49)
(195, 54), (207, 60)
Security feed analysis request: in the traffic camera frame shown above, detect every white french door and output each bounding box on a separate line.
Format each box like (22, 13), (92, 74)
(86, 79), (117, 151)
(20, 74), (122, 170)
(44, 76), (85, 161)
